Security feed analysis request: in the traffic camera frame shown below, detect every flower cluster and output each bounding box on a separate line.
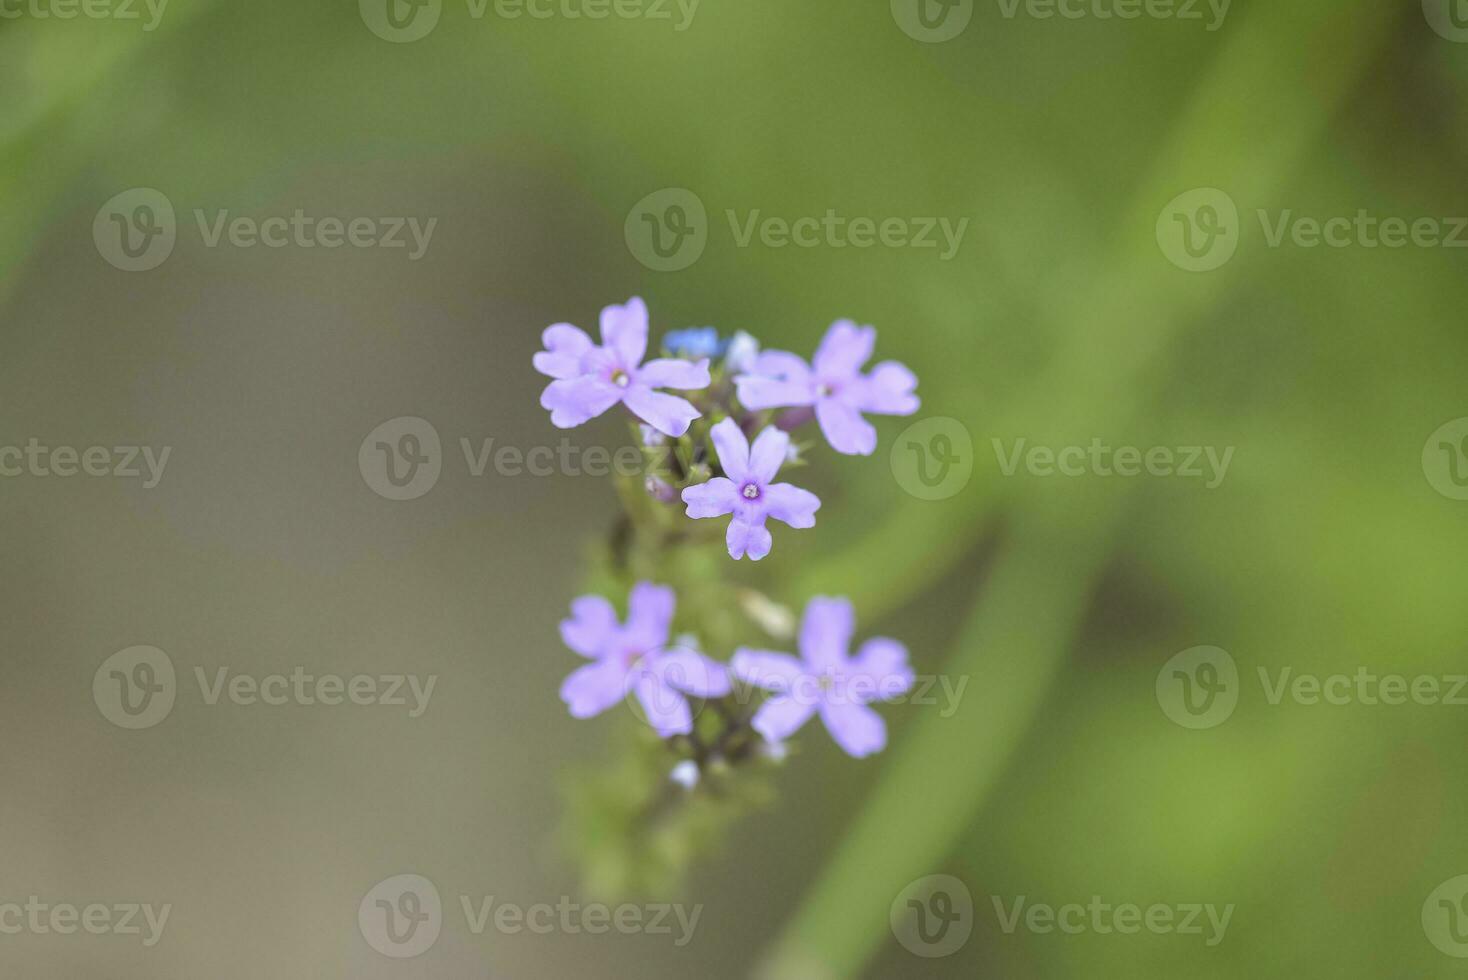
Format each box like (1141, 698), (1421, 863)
(533, 296), (920, 560)
(536, 295), (920, 818)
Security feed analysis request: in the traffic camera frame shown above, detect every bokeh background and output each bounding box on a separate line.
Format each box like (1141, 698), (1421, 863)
(4, 0), (1468, 976)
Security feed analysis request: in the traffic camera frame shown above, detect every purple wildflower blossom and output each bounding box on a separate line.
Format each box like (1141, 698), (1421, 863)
(681, 418), (821, 561)
(734, 319), (919, 455)
(731, 597), (913, 758)
(558, 582), (731, 737)
(535, 297), (711, 437)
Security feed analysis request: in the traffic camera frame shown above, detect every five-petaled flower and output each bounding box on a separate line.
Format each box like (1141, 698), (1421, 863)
(731, 597), (913, 758)
(535, 297), (711, 437)
(734, 320), (919, 455)
(681, 418), (821, 561)
(558, 582), (731, 737)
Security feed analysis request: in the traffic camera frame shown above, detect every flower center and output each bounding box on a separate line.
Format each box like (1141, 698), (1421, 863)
(611, 369), (631, 388)
(816, 381), (836, 398)
(741, 482), (761, 500)
(623, 649), (645, 669)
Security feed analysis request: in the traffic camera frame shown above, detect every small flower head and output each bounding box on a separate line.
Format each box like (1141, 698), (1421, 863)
(558, 582), (731, 737)
(731, 597), (913, 758)
(680, 418), (821, 561)
(734, 320), (919, 455)
(669, 759), (700, 789)
(662, 326), (727, 360)
(535, 297), (712, 437)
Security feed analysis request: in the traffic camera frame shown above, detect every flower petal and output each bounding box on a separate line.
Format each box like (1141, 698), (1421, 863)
(746, 426), (790, 484)
(681, 477), (738, 519)
(731, 649), (805, 692)
(540, 376), (623, 429)
(560, 659), (629, 719)
(813, 320), (875, 379)
(533, 323), (595, 379)
(623, 385), (701, 437)
(857, 360), (920, 416)
(815, 398), (878, 455)
(709, 417), (751, 481)
(624, 582), (675, 651)
(656, 649), (731, 698)
(763, 483), (820, 529)
(849, 637), (914, 702)
(751, 350), (813, 380)
(599, 296), (648, 368)
(819, 700), (887, 757)
(750, 693), (817, 743)
(632, 671), (693, 736)
(726, 517), (772, 561)
(734, 375), (815, 412)
(637, 357), (711, 391)
(800, 596), (854, 672)
(560, 595), (618, 657)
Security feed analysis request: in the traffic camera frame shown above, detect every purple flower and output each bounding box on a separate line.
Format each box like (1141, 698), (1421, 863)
(535, 297), (711, 437)
(731, 597), (913, 758)
(734, 319), (919, 455)
(681, 418), (821, 561)
(558, 582), (731, 737)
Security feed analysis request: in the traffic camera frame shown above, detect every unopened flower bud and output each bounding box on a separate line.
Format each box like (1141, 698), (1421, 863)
(645, 475), (677, 502)
(737, 589), (797, 640)
(670, 760), (699, 790)
(724, 330), (760, 374)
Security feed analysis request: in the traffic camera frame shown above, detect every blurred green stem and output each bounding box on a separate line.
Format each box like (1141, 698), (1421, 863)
(765, 0), (1400, 974)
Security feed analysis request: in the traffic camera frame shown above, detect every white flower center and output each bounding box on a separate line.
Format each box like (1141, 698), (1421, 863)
(741, 483), (761, 500)
(612, 370), (631, 388)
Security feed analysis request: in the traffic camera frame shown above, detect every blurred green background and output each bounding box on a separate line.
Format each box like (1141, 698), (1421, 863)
(4, 0), (1468, 976)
